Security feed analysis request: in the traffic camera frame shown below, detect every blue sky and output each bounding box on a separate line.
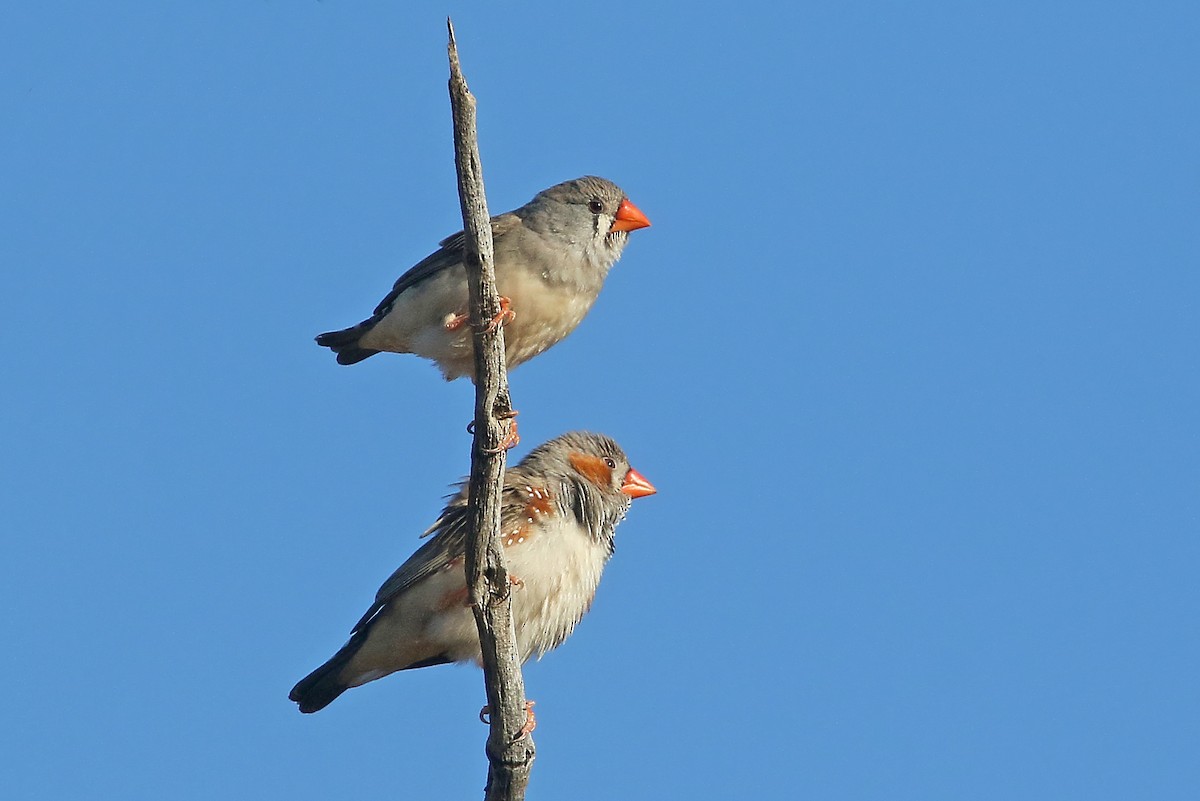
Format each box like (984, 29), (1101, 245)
(3, 2), (1198, 799)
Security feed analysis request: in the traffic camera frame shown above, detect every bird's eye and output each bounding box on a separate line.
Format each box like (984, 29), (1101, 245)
(588, 199), (604, 214)
(603, 457), (616, 469)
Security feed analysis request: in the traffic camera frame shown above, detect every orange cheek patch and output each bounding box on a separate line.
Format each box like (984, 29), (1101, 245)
(568, 452), (613, 489)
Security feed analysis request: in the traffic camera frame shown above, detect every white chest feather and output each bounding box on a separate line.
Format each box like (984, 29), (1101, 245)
(503, 516), (611, 659)
(496, 267), (598, 368)
(415, 517), (610, 665)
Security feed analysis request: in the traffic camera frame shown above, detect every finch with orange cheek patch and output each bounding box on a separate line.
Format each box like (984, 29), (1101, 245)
(316, 176), (651, 380)
(289, 431), (656, 713)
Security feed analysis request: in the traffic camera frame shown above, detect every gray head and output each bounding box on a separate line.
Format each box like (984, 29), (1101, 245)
(517, 176), (651, 267)
(515, 431), (656, 547)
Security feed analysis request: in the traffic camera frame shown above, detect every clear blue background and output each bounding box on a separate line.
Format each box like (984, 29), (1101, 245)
(4, 2), (1197, 799)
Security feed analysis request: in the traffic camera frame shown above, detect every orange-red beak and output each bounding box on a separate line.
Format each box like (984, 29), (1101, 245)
(609, 198), (652, 233)
(620, 467), (657, 498)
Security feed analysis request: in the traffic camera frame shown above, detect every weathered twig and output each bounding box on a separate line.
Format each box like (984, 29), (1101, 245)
(446, 18), (535, 801)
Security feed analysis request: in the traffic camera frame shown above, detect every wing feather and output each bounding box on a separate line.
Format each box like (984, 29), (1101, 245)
(349, 475), (538, 633)
(371, 213), (524, 318)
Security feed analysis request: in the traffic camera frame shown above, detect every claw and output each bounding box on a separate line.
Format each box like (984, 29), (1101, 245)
(483, 297), (516, 334)
(499, 412), (519, 450)
(443, 297), (513, 334)
(478, 700), (536, 738)
(481, 411), (520, 453)
(519, 700), (537, 736)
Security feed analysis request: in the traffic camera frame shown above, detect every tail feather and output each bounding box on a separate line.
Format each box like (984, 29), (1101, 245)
(290, 631), (455, 713)
(289, 634), (363, 714)
(315, 323), (380, 365)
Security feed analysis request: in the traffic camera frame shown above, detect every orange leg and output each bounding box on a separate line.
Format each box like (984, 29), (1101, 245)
(478, 410), (520, 454)
(498, 410), (520, 450)
(485, 296), (516, 333)
(443, 296), (515, 333)
(478, 699), (537, 737)
(519, 700), (537, 736)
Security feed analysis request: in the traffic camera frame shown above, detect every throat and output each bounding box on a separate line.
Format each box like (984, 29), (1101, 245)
(566, 483), (628, 553)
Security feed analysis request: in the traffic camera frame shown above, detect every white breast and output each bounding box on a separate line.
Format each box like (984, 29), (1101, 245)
(496, 267), (598, 370)
(505, 515), (611, 660)
(416, 516), (611, 666)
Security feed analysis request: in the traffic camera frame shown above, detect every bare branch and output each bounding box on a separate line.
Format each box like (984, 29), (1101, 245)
(447, 18), (535, 801)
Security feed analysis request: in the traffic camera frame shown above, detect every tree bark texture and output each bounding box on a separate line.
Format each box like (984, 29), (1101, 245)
(446, 19), (535, 801)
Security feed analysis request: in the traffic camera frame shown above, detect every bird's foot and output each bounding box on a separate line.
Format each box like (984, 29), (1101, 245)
(477, 410), (519, 453)
(498, 410), (519, 450)
(443, 297), (514, 334)
(520, 700), (537, 736)
(483, 297), (516, 334)
(478, 700), (537, 738)
(467, 411), (519, 454)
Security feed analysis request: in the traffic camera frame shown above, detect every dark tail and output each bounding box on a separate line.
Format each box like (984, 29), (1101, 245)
(289, 634), (363, 714)
(289, 637), (453, 713)
(315, 323), (380, 366)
